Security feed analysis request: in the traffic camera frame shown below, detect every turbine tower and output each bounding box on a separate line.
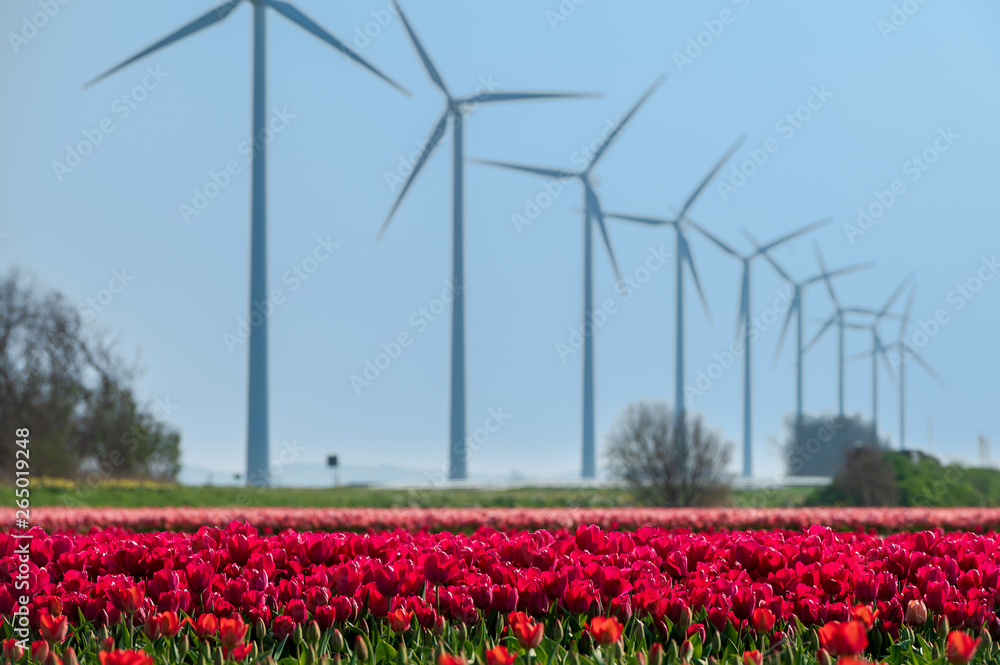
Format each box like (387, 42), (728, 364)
(689, 218), (830, 477)
(754, 250), (873, 425)
(603, 138), (745, 455)
(86, 0), (406, 486)
(842, 275), (913, 436)
(475, 77), (665, 477)
(376, 2), (596, 480)
(888, 284), (944, 450)
(805, 242), (860, 417)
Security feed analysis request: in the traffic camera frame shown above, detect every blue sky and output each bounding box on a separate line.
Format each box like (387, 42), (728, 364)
(2, 0), (999, 484)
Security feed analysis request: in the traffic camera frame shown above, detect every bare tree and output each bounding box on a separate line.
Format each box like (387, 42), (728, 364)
(606, 401), (733, 507)
(0, 271), (180, 480)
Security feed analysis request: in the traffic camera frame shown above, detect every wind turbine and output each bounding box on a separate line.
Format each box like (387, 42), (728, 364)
(376, 2), (597, 481)
(753, 250), (874, 426)
(86, 1), (406, 486)
(602, 138), (745, 455)
(887, 284), (945, 450)
(474, 76), (665, 478)
(842, 275), (913, 435)
(688, 218), (830, 477)
(804, 242), (861, 417)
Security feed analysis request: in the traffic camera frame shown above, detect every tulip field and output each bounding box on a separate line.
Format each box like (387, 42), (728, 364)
(4, 509), (1000, 665)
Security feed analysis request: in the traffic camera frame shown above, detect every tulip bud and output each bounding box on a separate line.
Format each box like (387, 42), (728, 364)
(590, 597), (603, 617)
(648, 644), (664, 665)
(320, 657), (330, 665)
(45, 650), (60, 665)
(98, 626), (110, 643)
(679, 606), (693, 632)
(310, 646), (320, 665)
(200, 640), (211, 659)
(614, 641), (625, 662)
(293, 624), (304, 644)
(568, 649), (580, 665)
(331, 629), (345, 653)
(905, 600), (928, 627)
(667, 641), (678, 662)
(307, 621), (322, 644)
(982, 629), (993, 653)
(710, 631), (722, 654)
(101, 636), (115, 653)
(433, 617), (446, 637)
(936, 616), (950, 640)
(64, 647), (79, 665)
(355, 635), (369, 662)
(359, 620), (370, 637)
(817, 648), (832, 665)
(178, 634), (190, 660)
(397, 642), (408, 665)
(213, 647), (224, 665)
(255, 617), (267, 641)
(48, 597), (63, 617)
(494, 615), (504, 635)
(551, 620), (564, 644)
(679, 640), (693, 661)
(457, 624), (467, 643)
(578, 630), (594, 655)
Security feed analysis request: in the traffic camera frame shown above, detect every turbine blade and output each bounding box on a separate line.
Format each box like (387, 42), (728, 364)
(908, 348), (945, 385)
(84, 0), (242, 88)
(804, 315), (836, 353)
(462, 91), (601, 105)
(471, 158), (576, 180)
(735, 266), (750, 341)
(772, 298), (796, 366)
(681, 233), (712, 325)
(263, 0), (407, 94)
(686, 217), (740, 257)
(812, 240), (838, 305)
(377, 111), (449, 239)
(817, 261), (877, 283)
(604, 212), (669, 227)
(900, 283), (918, 333)
(845, 349), (870, 362)
(586, 186), (621, 282)
(676, 136), (746, 217)
(880, 272), (916, 316)
(875, 333), (898, 382)
(589, 74), (665, 169)
(761, 217), (831, 253)
(390, 0), (448, 96)
(759, 248), (794, 283)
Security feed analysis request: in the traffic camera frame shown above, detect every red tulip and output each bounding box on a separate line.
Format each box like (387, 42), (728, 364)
(187, 614), (218, 640)
(486, 646), (516, 665)
(818, 621), (868, 656)
(98, 650), (154, 665)
(228, 643), (254, 663)
(849, 605), (878, 631)
(946, 631), (981, 665)
(388, 607), (414, 633)
(751, 607), (776, 633)
(119, 587), (145, 614)
(39, 614), (68, 644)
(512, 620), (544, 649)
(743, 650), (763, 665)
(219, 616), (248, 651)
(32, 641), (49, 664)
(438, 654), (466, 665)
(2, 638), (25, 662)
(587, 616), (624, 646)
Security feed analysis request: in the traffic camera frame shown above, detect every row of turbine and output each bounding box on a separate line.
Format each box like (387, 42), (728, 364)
(84, 0), (940, 483)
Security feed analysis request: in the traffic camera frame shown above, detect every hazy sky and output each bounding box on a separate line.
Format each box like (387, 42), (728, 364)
(3, 0), (999, 483)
